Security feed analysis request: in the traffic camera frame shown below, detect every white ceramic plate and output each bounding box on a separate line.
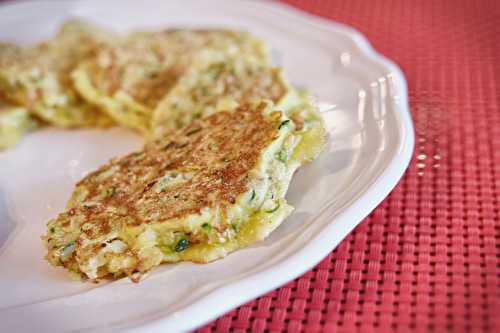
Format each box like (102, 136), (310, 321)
(0, 0), (414, 332)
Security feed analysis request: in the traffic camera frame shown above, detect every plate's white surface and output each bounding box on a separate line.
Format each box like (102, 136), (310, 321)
(0, 0), (414, 332)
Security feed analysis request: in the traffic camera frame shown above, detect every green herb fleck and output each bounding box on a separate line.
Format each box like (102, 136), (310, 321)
(265, 202), (280, 213)
(276, 149), (287, 163)
(61, 240), (76, 257)
(250, 189), (256, 201)
(202, 223), (212, 233)
(63, 240), (75, 250)
(174, 238), (189, 252)
(278, 120), (290, 130)
(50, 227), (55, 233)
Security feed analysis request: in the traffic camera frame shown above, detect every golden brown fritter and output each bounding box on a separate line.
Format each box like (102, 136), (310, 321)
(43, 102), (311, 281)
(152, 52), (289, 137)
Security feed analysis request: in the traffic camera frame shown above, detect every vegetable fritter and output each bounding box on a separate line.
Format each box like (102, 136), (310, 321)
(43, 101), (325, 282)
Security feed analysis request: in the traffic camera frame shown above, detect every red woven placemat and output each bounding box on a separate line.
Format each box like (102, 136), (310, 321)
(198, 1), (500, 332)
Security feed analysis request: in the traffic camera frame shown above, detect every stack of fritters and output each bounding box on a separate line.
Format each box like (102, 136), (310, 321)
(0, 20), (327, 280)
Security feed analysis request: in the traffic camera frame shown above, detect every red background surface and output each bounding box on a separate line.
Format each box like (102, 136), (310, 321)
(198, 1), (500, 332)
(0, 0), (497, 331)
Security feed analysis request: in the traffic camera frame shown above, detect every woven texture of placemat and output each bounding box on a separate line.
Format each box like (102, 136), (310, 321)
(198, 1), (500, 332)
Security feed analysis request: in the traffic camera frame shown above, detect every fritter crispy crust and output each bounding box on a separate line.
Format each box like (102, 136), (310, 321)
(77, 102), (279, 224)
